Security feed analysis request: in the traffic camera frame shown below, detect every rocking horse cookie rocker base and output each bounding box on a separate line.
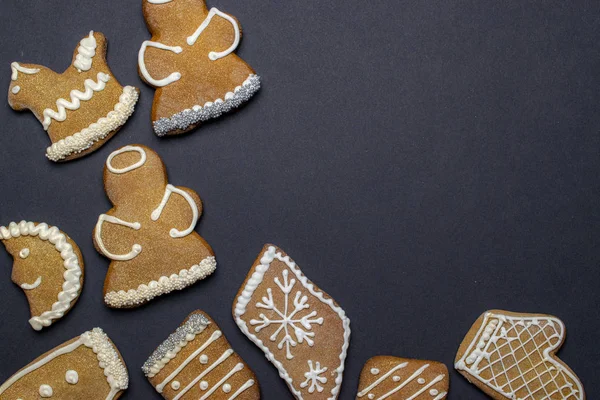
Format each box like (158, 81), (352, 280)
(93, 144), (216, 308)
(139, 0), (261, 136)
(8, 31), (139, 162)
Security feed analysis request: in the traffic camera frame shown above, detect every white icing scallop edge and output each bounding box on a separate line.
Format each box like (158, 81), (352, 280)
(234, 245), (351, 400)
(0, 221), (83, 331)
(45, 85), (139, 162)
(81, 328), (129, 397)
(104, 256), (216, 308)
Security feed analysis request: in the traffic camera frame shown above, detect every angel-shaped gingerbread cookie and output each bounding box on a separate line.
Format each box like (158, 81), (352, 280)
(138, 0), (260, 136)
(93, 144), (216, 308)
(8, 31), (139, 162)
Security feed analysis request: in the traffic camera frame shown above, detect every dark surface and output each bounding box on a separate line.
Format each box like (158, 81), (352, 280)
(0, 0), (599, 398)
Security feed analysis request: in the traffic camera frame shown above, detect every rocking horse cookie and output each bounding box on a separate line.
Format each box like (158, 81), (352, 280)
(93, 144), (216, 308)
(138, 0), (261, 136)
(233, 244), (351, 400)
(8, 31), (139, 162)
(0, 328), (128, 399)
(0, 221), (84, 331)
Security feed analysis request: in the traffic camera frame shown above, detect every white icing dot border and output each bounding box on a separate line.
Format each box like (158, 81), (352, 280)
(234, 245), (351, 400)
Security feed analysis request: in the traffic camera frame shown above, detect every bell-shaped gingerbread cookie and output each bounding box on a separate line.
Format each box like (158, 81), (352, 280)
(93, 144), (216, 308)
(233, 244), (351, 399)
(8, 31), (139, 162)
(138, 0), (260, 136)
(0, 221), (84, 331)
(143, 310), (260, 399)
(0, 328), (128, 399)
(455, 310), (585, 400)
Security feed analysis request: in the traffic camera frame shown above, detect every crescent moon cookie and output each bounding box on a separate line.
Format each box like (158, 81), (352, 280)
(0, 221), (84, 331)
(139, 0), (260, 136)
(93, 144), (216, 308)
(7, 31), (139, 162)
(233, 244), (351, 400)
(356, 356), (449, 400)
(0, 327), (128, 399)
(143, 310), (260, 400)
(455, 310), (585, 400)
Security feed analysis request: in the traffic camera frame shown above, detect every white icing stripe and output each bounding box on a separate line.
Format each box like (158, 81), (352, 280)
(10, 62), (40, 81)
(375, 364), (429, 400)
(151, 184), (199, 238)
(400, 374), (445, 400)
(20, 276), (42, 290)
(0, 221), (82, 331)
(228, 379), (255, 400)
(106, 145), (147, 174)
(172, 349), (234, 400)
(73, 31), (97, 72)
(186, 8), (240, 61)
(432, 392), (447, 400)
(138, 41), (182, 87)
(94, 214), (142, 261)
(200, 363), (244, 400)
(156, 330), (222, 393)
(357, 362), (408, 397)
(234, 246), (351, 400)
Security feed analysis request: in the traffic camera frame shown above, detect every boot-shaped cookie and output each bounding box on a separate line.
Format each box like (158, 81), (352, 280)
(93, 144), (216, 308)
(138, 0), (260, 136)
(0, 327), (128, 399)
(8, 31), (139, 162)
(455, 310), (585, 400)
(0, 221), (84, 331)
(356, 356), (449, 400)
(143, 310), (260, 399)
(233, 245), (351, 399)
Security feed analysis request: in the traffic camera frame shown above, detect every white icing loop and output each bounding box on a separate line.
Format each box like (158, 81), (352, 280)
(187, 8), (240, 61)
(106, 145), (147, 174)
(73, 31), (97, 72)
(10, 62), (40, 81)
(151, 184), (199, 238)
(94, 214), (142, 261)
(20, 276), (42, 290)
(138, 41), (182, 87)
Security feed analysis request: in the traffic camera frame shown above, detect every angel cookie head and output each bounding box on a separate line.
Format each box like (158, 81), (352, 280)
(0, 221), (84, 331)
(139, 0), (260, 136)
(8, 31), (139, 162)
(93, 144), (216, 308)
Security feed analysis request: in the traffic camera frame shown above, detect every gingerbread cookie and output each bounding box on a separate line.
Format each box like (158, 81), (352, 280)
(138, 0), (260, 136)
(356, 356), (448, 400)
(0, 221), (84, 331)
(8, 31), (139, 162)
(0, 327), (128, 399)
(143, 310), (260, 399)
(455, 310), (585, 400)
(233, 244), (351, 399)
(93, 144), (216, 308)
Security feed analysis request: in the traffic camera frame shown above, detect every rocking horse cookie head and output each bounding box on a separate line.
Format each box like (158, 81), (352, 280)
(7, 31), (139, 162)
(0, 221), (84, 331)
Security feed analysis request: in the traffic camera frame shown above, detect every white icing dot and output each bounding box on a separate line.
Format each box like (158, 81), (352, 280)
(12, 85), (21, 94)
(199, 354), (208, 364)
(171, 380), (180, 390)
(19, 248), (30, 259)
(223, 383), (232, 393)
(200, 381), (208, 390)
(368, 394), (375, 399)
(418, 378), (426, 384)
(370, 368), (380, 375)
(65, 370), (79, 384)
(39, 384), (53, 397)
(430, 388), (439, 395)
(393, 375), (401, 382)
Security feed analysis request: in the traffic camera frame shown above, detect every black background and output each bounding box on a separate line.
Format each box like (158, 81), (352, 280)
(0, 1), (599, 398)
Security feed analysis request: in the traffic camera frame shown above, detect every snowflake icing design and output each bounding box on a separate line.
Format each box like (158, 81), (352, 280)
(250, 269), (324, 359)
(300, 360), (328, 393)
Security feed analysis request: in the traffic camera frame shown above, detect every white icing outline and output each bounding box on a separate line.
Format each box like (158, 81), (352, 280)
(20, 276), (42, 290)
(151, 184), (199, 238)
(10, 62), (40, 81)
(138, 41), (182, 87)
(42, 72), (110, 130)
(186, 8), (240, 61)
(73, 31), (97, 72)
(94, 214), (142, 261)
(234, 246), (351, 400)
(455, 311), (585, 400)
(106, 145), (147, 174)
(0, 221), (83, 331)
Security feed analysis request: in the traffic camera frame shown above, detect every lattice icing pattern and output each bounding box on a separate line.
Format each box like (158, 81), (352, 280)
(455, 311), (585, 400)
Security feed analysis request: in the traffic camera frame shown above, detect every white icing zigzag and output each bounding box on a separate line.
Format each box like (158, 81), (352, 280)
(73, 31), (97, 72)
(42, 72), (110, 130)
(46, 86), (139, 162)
(0, 221), (83, 331)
